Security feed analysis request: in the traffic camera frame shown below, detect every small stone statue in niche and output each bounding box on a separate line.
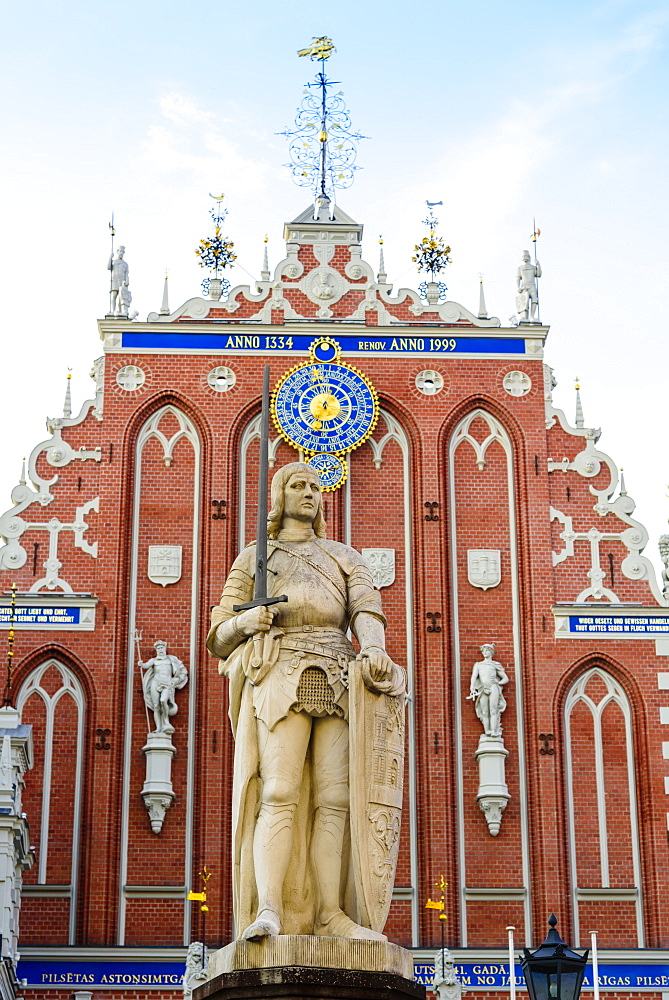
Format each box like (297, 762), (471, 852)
(516, 250), (541, 322)
(468, 642), (509, 738)
(140, 639), (188, 734)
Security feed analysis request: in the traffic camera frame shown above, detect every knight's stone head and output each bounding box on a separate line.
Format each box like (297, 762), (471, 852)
(267, 462), (326, 539)
(521, 250), (531, 263)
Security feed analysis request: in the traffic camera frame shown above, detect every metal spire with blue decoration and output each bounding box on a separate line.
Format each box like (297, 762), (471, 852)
(413, 200), (452, 305)
(279, 37), (366, 205)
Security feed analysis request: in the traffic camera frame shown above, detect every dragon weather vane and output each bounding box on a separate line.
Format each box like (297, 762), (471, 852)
(279, 37), (366, 202)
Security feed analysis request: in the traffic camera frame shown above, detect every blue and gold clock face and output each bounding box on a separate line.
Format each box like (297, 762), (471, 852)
(272, 356), (378, 456)
(307, 453), (348, 492)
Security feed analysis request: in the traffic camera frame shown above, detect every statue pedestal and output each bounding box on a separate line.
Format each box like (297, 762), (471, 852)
(475, 734), (509, 837)
(194, 936), (424, 1000)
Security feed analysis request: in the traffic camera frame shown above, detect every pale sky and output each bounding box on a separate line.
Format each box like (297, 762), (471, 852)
(1, 0), (668, 577)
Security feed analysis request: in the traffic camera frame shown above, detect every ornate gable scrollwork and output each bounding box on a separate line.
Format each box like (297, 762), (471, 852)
(546, 374), (665, 605)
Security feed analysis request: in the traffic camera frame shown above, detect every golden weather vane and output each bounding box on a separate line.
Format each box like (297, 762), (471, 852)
(280, 37), (366, 200)
(188, 865), (212, 969)
(425, 874), (448, 973)
(3, 583), (17, 707)
(297, 36), (336, 61)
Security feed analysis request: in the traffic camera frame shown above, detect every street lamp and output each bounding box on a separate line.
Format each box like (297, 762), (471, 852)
(521, 914), (589, 1000)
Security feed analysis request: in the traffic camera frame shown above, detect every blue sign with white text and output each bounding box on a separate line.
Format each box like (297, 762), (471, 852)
(18, 959), (669, 990)
(568, 614), (669, 636)
(412, 962), (669, 990)
(121, 331), (527, 355)
(0, 606), (80, 626)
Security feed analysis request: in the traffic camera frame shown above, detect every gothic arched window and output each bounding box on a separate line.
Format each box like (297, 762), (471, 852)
(17, 658), (86, 945)
(564, 667), (644, 946)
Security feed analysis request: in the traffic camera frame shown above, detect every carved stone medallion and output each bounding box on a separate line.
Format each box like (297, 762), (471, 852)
(148, 545), (182, 587)
(467, 549), (501, 590)
(362, 548), (396, 589)
(502, 370), (532, 396)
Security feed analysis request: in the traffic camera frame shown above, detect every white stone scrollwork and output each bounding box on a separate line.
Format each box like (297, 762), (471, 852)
(467, 550), (501, 591)
(90, 357), (104, 421)
(0, 495), (99, 593)
(362, 549), (396, 589)
(148, 545), (183, 587)
(503, 370), (532, 396)
(116, 365), (146, 391)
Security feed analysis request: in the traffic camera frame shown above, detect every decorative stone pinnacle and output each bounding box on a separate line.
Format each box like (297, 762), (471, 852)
(478, 277), (488, 319)
(159, 275), (170, 316)
(63, 372), (72, 419)
(261, 238), (270, 282)
(574, 379), (584, 428)
(377, 237), (387, 284)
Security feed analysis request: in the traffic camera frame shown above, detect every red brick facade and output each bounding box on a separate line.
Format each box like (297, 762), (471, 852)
(3, 201), (668, 998)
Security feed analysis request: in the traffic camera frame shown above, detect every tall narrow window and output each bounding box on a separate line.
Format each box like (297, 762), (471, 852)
(564, 667), (643, 946)
(18, 659), (86, 945)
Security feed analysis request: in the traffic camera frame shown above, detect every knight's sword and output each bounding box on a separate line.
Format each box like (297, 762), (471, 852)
(233, 364), (288, 613)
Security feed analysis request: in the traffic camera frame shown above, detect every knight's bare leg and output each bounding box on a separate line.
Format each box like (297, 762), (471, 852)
(311, 715), (386, 941)
(241, 712), (311, 941)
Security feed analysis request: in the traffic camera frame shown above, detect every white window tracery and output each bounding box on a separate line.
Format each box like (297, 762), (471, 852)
(17, 658), (85, 945)
(564, 666), (644, 945)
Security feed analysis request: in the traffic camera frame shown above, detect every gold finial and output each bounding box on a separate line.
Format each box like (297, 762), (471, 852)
(379, 235), (384, 245)
(67, 368), (72, 380)
(425, 874), (448, 921)
(209, 192), (225, 202)
(263, 234), (268, 243)
(574, 375), (580, 390)
(4, 584), (18, 706)
(297, 36), (336, 61)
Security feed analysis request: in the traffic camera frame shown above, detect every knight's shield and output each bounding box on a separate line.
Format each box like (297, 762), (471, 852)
(348, 660), (405, 933)
(515, 290), (529, 314)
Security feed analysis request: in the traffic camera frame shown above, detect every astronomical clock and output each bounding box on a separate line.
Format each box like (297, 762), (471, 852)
(271, 336), (379, 490)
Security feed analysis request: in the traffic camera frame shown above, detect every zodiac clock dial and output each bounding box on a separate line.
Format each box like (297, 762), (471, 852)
(307, 453), (348, 492)
(272, 341), (379, 457)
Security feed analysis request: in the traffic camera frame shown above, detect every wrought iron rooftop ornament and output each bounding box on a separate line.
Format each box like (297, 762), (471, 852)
(413, 200), (452, 304)
(195, 193), (237, 297)
(279, 37), (366, 202)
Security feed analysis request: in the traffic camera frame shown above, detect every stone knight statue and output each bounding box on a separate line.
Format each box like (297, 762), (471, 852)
(207, 462), (406, 942)
(516, 249), (541, 322)
(108, 245), (131, 316)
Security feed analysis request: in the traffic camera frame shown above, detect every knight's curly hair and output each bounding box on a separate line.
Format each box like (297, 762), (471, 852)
(267, 462), (327, 539)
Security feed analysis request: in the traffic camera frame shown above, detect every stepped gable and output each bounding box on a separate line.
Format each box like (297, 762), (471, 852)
(147, 195), (501, 328)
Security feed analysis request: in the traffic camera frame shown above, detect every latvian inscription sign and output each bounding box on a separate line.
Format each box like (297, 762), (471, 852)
(20, 958), (669, 990)
(411, 961), (669, 990)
